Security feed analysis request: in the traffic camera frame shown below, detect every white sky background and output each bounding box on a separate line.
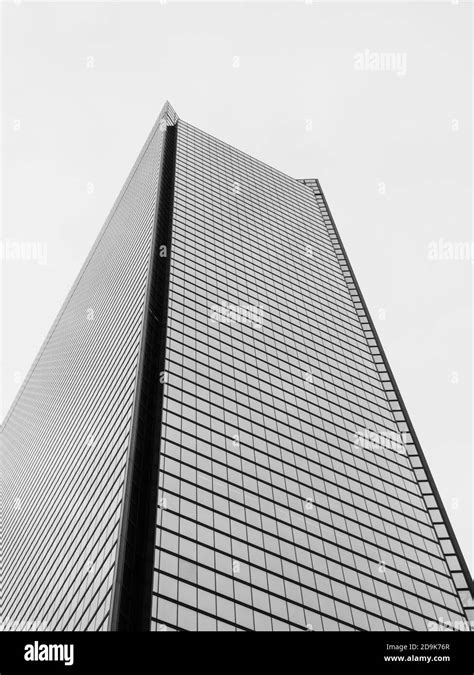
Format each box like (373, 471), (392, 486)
(1, 1), (472, 572)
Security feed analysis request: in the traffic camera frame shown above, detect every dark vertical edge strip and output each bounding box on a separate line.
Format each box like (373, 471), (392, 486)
(109, 121), (177, 631)
(311, 178), (474, 597)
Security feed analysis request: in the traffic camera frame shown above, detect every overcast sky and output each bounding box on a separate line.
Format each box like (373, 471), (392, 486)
(2, 1), (472, 571)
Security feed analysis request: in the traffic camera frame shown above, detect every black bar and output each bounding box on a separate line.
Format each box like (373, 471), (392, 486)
(0, 631), (472, 673)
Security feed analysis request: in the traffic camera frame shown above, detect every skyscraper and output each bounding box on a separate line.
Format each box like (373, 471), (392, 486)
(2, 102), (472, 633)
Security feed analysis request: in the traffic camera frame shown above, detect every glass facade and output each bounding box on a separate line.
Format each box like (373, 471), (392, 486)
(1, 103), (177, 631)
(2, 103), (472, 633)
(151, 118), (472, 632)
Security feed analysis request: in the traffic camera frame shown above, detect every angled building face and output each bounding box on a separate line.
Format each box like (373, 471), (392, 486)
(2, 103), (472, 633)
(1, 102), (178, 632)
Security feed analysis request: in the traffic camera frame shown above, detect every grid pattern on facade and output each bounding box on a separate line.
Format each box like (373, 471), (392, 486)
(300, 178), (474, 629)
(151, 120), (470, 632)
(2, 102), (470, 635)
(0, 104), (175, 632)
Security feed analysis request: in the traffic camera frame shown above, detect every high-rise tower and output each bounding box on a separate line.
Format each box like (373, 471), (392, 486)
(2, 103), (472, 632)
